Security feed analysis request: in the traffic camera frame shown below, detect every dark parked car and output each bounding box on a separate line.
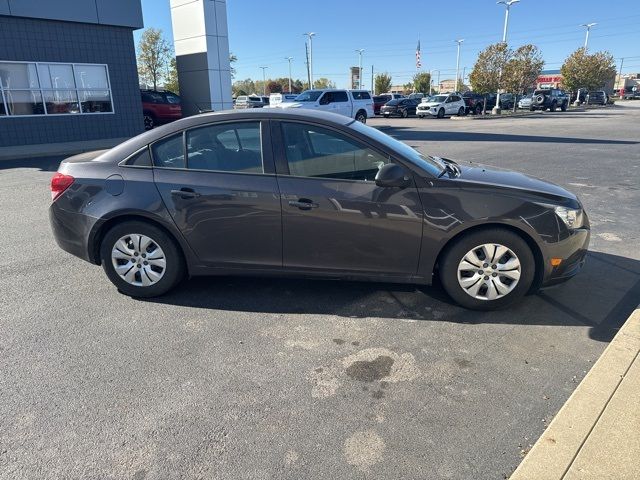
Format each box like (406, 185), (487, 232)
(49, 109), (589, 310)
(461, 92), (486, 115)
(141, 90), (183, 130)
(373, 95), (392, 115)
(483, 93), (515, 111)
(586, 90), (608, 105)
(530, 88), (569, 112)
(380, 98), (419, 118)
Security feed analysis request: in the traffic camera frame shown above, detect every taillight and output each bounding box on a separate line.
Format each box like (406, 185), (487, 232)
(51, 172), (74, 201)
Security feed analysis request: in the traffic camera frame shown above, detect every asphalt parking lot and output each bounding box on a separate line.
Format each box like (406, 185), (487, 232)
(1, 104), (639, 479)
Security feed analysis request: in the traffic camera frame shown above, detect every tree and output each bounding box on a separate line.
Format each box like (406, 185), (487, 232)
(266, 81), (283, 94)
(402, 82), (413, 95)
(413, 72), (432, 93)
(375, 73), (392, 94)
(469, 42), (510, 94)
(137, 28), (172, 90)
(232, 78), (256, 97)
(164, 57), (179, 94)
(560, 47), (616, 92)
(229, 52), (237, 79)
(314, 77), (335, 89)
(503, 44), (544, 95)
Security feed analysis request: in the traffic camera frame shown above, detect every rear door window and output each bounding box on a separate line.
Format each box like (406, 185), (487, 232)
(151, 133), (185, 168)
(333, 91), (349, 102)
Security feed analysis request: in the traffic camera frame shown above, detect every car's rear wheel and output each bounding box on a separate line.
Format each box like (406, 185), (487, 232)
(439, 229), (535, 310)
(437, 108), (445, 118)
(355, 110), (367, 123)
(550, 101), (557, 112)
(100, 221), (185, 297)
(475, 104), (483, 115)
(401, 109), (409, 118)
(457, 107), (465, 116)
(561, 101), (568, 112)
(143, 113), (155, 130)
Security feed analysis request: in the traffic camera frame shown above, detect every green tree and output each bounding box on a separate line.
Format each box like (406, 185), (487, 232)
(164, 57), (179, 94)
(402, 82), (413, 95)
(229, 52), (237, 79)
(137, 28), (172, 90)
(314, 77), (336, 89)
(560, 48), (617, 92)
(232, 78), (256, 97)
(469, 42), (510, 94)
(413, 72), (432, 93)
(503, 44), (544, 95)
(374, 73), (392, 94)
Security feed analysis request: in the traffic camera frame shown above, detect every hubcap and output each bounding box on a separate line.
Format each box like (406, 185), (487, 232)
(457, 243), (521, 301)
(111, 234), (166, 287)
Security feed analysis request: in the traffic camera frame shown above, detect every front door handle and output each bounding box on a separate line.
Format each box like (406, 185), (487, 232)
(171, 188), (201, 199)
(288, 199), (319, 210)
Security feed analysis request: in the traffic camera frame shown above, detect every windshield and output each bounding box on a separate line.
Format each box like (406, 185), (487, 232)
(429, 95), (448, 103)
(349, 121), (444, 177)
(295, 90), (323, 102)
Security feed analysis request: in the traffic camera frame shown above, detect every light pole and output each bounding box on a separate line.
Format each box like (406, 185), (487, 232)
(454, 39), (464, 92)
(581, 23), (597, 49)
(303, 32), (316, 88)
(259, 66), (268, 96)
(494, 0), (520, 114)
(285, 57), (293, 93)
(355, 49), (365, 89)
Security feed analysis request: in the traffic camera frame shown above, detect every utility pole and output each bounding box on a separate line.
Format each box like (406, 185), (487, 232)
(617, 57), (625, 96)
(356, 49), (365, 89)
(581, 23), (597, 49)
(303, 32), (316, 88)
(455, 39), (464, 92)
(371, 65), (374, 93)
(494, 0), (520, 115)
(462, 66), (466, 91)
(285, 56), (293, 93)
(304, 42), (311, 89)
(259, 66), (268, 96)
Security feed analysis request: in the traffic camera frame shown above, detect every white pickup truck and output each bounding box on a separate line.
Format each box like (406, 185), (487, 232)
(276, 89), (374, 123)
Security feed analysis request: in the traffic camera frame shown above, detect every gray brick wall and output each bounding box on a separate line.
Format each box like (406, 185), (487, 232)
(0, 16), (144, 147)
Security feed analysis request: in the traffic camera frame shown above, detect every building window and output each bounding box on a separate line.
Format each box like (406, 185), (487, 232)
(0, 61), (114, 117)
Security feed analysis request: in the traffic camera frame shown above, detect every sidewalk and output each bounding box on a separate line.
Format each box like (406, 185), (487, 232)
(0, 137), (130, 161)
(510, 305), (640, 480)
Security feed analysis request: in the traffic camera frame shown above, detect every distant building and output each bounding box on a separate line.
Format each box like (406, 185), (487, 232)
(536, 70), (563, 89)
(615, 73), (640, 93)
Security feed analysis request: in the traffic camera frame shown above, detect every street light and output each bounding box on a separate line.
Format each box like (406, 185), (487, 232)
(285, 57), (293, 93)
(303, 32), (316, 88)
(581, 23), (597, 49)
(259, 66), (268, 96)
(494, 0), (520, 114)
(355, 49), (365, 89)
(454, 39), (464, 92)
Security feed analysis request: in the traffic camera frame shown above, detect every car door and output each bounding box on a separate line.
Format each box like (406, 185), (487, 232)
(151, 120), (282, 268)
(331, 90), (352, 118)
(272, 120), (423, 277)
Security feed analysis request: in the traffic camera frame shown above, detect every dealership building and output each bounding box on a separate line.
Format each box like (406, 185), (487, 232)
(0, 0), (145, 148)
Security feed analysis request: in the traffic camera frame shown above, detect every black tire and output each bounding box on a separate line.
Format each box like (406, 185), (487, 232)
(550, 101), (556, 112)
(355, 110), (367, 123)
(401, 109), (409, 118)
(561, 101), (568, 112)
(457, 107), (465, 116)
(437, 108), (445, 118)
(529, 106), (535, 111)
(439, 228), (535, 310)
(143, 112), (155, 130)
(475, 104), (483, 115)
(100, 220), (185, 298)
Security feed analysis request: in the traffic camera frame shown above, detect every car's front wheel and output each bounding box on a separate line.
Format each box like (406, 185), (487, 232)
(439, 229), (535, 310)
(437, 108), (445, 118)
(100, 221), (185, 297)
(355, 110), (367, 123)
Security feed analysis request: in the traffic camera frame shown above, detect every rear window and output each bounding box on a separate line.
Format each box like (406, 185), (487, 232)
(332, 91), (349, 102)
(352, 91), (371, 100)
(534, 90), (549, 95)
(386, 99), (400, 105)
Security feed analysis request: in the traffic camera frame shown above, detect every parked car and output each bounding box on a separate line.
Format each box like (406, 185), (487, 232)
(529, 88), (569, 112)
(235, 95), (269, 109)
(382, 93), (406, 100)
(141, 90), (182, 130)
(408, 93), (425, 101)
(417, 93), (466, 118)
(570, 88), (588, 105)
(380, 98), (419, 118)
(461, 92), (486, 115)
(277, 89), (374, 123)
(49, 109), (590, 310)
(373, 94), (392, 115)
(517, 94), (533, 109)
(267, 93), (299, 108)
(586, 90), (608, 105)
(483, 93), (515, 110)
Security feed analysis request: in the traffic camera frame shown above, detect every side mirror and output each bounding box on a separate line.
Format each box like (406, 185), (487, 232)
(375, 163), (410, 188)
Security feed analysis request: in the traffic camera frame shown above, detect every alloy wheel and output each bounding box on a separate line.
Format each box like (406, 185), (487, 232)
(456, 243), (521, 301)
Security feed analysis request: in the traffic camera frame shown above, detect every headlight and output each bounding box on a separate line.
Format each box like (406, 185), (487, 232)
(555, 206), (584, 229)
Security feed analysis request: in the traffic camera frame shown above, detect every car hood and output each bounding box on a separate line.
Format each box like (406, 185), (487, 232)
(276, 102), (305, 109)
(420, 102), (441, 107)
(453, 162), (577, 201)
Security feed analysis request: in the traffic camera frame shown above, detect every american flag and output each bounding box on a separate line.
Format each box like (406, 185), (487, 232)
(416, 40), (422, 70)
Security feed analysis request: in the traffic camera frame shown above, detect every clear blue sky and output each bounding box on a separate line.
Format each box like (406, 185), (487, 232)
(136, 0), (640, 88)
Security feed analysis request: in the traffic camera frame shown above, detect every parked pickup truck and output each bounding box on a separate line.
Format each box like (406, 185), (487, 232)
(276, 89), (374, 123)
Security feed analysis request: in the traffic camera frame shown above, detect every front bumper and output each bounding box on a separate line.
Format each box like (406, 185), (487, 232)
(540, 227), (590, 287)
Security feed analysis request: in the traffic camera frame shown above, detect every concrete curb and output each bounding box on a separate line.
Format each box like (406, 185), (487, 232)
(0, 137), (130, 161)
(509, 305), (640, 479)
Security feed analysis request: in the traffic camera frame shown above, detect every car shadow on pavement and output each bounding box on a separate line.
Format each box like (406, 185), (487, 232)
(0, 155), (64, 172)
(378, 127), (638, 145)
(145, 251), (639, 343)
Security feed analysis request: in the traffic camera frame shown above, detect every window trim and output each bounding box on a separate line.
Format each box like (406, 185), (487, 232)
(0, 60), (115, 118)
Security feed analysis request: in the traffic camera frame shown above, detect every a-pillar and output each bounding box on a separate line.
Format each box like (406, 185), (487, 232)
(170, 0), (233, 115)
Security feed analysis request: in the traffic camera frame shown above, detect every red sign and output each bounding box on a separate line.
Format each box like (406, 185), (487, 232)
(537, 75), (563, 83)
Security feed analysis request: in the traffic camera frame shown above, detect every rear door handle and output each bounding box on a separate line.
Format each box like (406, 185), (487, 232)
(288, 199), (319, 210)
(171, 188), (201, 199)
